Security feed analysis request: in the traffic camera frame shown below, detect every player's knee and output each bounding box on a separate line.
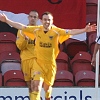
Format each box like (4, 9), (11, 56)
(31, 81), (42, 92)
(34, 86), (40, 92)
(31, 84), (39, 92)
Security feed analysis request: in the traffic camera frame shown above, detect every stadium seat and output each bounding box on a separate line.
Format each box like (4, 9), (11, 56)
(0, 73), (2, 86)
(70, 51), (92, 75)
(1, 62), (21, 75)
(0, 32), (16, 41)
(75, 70), (95, 87)
(88, 33), (97, 54)
(64, 38), (88, 59)
(56, 51), (69, 63)
(0, 51), (21, 75)
(56, 62), (68, 71)
(59, 42), (65, 52)
(3, 70), (27, 87)
(86, 14), (97, 24)
(86, 0), (98, 15)
(53, 70), (74, 87)
(56, 52), (69, 71)
(0, 32), (18, 53)
(86, 0), (98, 4)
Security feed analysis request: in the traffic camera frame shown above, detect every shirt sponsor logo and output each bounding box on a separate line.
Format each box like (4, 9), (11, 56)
(40, 42), (52, 48)
(28, 40), (35, 45)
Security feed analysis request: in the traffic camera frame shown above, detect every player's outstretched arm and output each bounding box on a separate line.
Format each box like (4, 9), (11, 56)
(70, 23), (97, 35)
(91, 43), (99, 67)
(0, 13), (26, 30)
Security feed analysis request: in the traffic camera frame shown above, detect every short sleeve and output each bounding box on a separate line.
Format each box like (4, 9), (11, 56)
(58, 29), (72, 44)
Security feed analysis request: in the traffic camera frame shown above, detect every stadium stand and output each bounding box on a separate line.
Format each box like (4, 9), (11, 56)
(56, 51), (69, 63)
(75, 70), (95, 87)
(86, 14), (97, 24)
(3, 70), (26, 87)
(56, 51), (69, 71)
(53, 70), (74, 87)
(56, 62), (68, 71)
(70, 51), (93, 76)
(59, 42), (65, 52)
(0, 51), (21, 75)
(0, 0), (98, 88)
(86, 0), (98, 15)
(0, 32), (18, 53)
(64, 38), (88, 59)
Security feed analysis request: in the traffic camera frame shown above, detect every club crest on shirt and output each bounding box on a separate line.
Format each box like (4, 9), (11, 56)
(49, 36), (53, 40)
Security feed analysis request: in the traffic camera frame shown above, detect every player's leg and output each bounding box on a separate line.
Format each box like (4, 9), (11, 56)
(43, 83), (52, 100)
(31, 80), (43, 100)
(43, 63), (57, 100)
(21, 59), (33, 99)
(31, 58), (44, 100)
(26, 81), (31, 98)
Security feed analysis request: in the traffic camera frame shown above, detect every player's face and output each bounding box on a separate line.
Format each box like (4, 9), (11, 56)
(41, 14), (53, 31)
(28, 11), (38, 25)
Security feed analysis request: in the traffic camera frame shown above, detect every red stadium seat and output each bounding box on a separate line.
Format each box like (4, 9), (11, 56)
(0, 32), (16, 41)
(0, 51), (20, 63)
(86, 14), (97, 24)
(1, 62), (21, 75)
(59, 42), (65, 52)
(0, 43), (17, 53)
(0, 32), (18, 53)
(86, 0), (98, 4)
(56, 51), (69, 63)
(53, 70), (74, 87)
(88, 33), (96, 54)
(0, 51), (21, 75)
(65, 38), (88, 59)
(3, 70), (27, 87)
(56, 62), (68, 71)
(70, 51), (92, 75)
(0, 73), (2, 86)
(75, 70), (95, 87)
(56, 52), (69, 71)
(86, 0), (98, 15)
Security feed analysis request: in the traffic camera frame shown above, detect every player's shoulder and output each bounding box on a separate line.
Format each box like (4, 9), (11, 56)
(33, 25), (43, 32)
(52, 25), (64, 32)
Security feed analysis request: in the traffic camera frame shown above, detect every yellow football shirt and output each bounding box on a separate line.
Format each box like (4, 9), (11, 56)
(22, 25), (71, 63)
(16, 30), (36, 61)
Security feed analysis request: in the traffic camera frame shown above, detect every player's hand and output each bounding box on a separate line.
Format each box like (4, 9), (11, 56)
(85, 23), (97, 32)
(0, 13), (8, 22)
(91, 57), (96, 67)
